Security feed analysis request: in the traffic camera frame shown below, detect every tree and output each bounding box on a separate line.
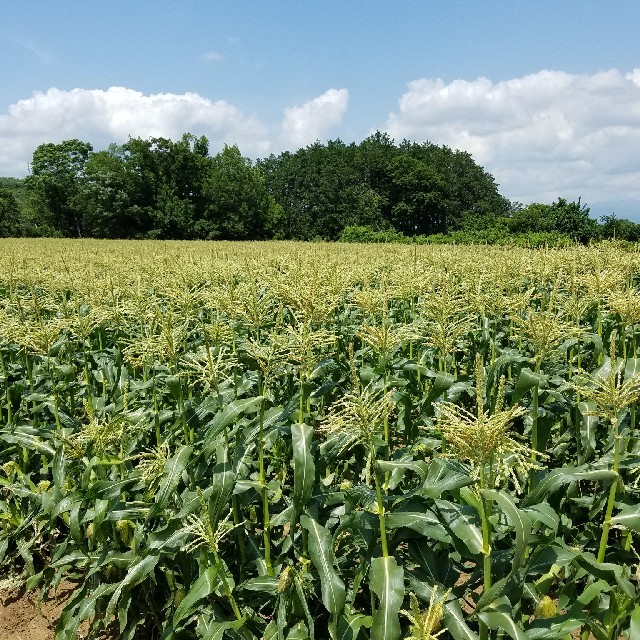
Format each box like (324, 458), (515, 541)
(118, 134), (210, 239)
(25, 139), (93, 237)
(388, 153), (449, 235)
(600, 213), (640, 242)
(0, 189), (21, 237)
(508, 198), (599, 243)
(202, 145), (270, 240)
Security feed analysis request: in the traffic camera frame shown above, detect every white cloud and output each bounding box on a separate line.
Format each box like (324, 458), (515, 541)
(203, 51), (222, 63)
(281, 88), (349, 149)
(382, 69), (640, 205)
(0, 87), (270, 176)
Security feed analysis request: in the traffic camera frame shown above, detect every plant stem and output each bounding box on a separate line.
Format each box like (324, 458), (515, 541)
(597, 419), (620, 563)
(372, 455), (389, 558)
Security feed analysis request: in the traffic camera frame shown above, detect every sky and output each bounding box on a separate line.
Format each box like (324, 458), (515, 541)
(2, 1), (640, 218)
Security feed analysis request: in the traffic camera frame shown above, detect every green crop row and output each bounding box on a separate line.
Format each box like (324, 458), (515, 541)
(1, 238), (639, 640)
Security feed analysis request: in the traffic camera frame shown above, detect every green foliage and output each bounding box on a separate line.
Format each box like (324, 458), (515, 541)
(339, 225), (409, 244)
(600, 213), (640, 242)
(25, 139), (93, 237)
(508, 198), (599, 243)
(0, 188), (22, 237)
(2, 132), (637, 244)
(1, 240), (640, 638)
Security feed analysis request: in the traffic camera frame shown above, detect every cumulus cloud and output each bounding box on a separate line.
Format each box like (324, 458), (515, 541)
(382, 69), (640, 204)
(281, 88), (349, 149)
(0, 87), (270, 176)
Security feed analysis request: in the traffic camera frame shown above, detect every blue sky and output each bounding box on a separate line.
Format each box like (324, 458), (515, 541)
(2, 1), (640, 217)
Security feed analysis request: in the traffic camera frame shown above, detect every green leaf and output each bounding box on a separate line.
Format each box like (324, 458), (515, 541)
(385, 511), (450, 543)
(203, 396), (264, 458)
(574, 552), (635, 599)
(442, 597), (480, 640)
(522, 503), (559, 533)
(419, 458), (473, 499)
(173, 565), (220, 628)
(482, 489), (531, 573)
(369, 556), (404, 640)
(104, 553), (159, 624)
(478, 609), (527, 640)
(239, 576), (279, 595)
(196, 616), (246, 640)
(434, 499), (484, 555)
(513, 367), (544, 403)
(407, 539), (457, 586)
(523, 464), (617, 507)
(377, 456), (428, 490)
(291, 423), (315, 516)
(207, 468), (235, 530)
(426, 372), (455, 406)
(337, 610), (372, 640)
(611, 504), (640, 530)
(287, 622), (310, 640)
(301, 514), (345, 617)
(525, 607), (584, 640)
(628, 604), (640, 639)
(0, 429), (55, 457)
(578, 400), (598, 459)
(147, 445), (192, 519)
(55, 582), (117, 640)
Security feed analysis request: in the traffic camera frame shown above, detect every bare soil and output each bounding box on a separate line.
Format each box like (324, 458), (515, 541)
(0, 582), (75, 640)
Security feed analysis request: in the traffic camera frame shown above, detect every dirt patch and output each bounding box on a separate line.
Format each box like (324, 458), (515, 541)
(0, 582), (75, 640)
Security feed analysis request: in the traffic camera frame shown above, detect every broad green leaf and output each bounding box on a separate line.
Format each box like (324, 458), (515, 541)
(578, 400), (598, 459)
(203, 396), (264, 458)
(196, 615), (246, 640)
(287, 622), (310, 640)
(442, 597), (480, 640)
(147, 445), (192, 519)
(482, 489), (531, 573)
(0, 430), (55, 457)
(55, 582), (117, 640)
(407, 539), (457, 586)
(522, 503), (559, 533)
(83, 478), (138, 503)
(611, 503), (640, 530)
(369, 556), (404, 640)
(426, 372), (455, 406)
(628, 604), (640, 639)
(574, 552), (634, 599)
(479, 609), (528, 640)
(301, 514), (345, 617)
(513, 367), (544, 403)
(525, 609), (583, 640)
(263, 621), (279, 640)
(523, 464), (617, 507)
(434, 499), (484, 555)
(207, 469), (235, 529)
(377, 456), (428, 490)
(419, 458), (473, 499)
(105, 553), (159, 623)
(385, 511), (450, 543)
(173, 566), (220, 628)
(337, 610), (372, 640)
(239, 575), (279, 595)
(291, 423), (315, 515)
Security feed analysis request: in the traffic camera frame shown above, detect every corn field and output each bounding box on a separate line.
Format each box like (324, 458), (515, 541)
(2, 238), (640, 640)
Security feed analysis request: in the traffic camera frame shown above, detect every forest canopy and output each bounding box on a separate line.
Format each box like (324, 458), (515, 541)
(0, 132), (636, 243)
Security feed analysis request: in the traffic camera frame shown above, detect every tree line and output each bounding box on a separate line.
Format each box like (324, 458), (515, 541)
(0, 131), (638, 242)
